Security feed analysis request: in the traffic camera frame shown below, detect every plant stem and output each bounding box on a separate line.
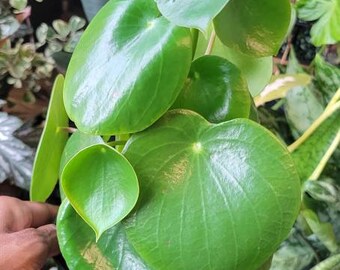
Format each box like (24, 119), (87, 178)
(107, 140), (127, 147)
(191, 28), (199, 59)
(59, 127), (77, 133)
(309, 131), (340, 181)
(325, 88), (340, 110)
(288, 101), (340, 152)
(205, 30), (216, 55)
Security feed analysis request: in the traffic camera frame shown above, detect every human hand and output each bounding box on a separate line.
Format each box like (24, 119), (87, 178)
(0, 196), (59, 270)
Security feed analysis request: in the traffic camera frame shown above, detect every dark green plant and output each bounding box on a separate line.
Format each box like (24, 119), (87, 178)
(30, 0), (312, 269)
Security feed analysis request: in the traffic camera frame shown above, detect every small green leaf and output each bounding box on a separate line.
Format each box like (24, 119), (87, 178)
(57, 199), (149, 270)
(195, 29), (273, 96)
(59, 131), (103, 177)
(285, 49), (324, 136)
(122, 110), (301, 269)
(58, 130), (103, 201)
(314, 54), (340, 103)
(214, 0), (291, 57)
(52, 19), (71, 38)
(30, 75), (69, 202)
(172, 55), (251, 122)
(0, 16), (20, 39)
(68, 16), (86, 32)
(9, 0), (27, 11)
(61, 144), (139, 240)
(155, 0), (230, 32)
(36, 23), (48, 44)
(302, 209), (338, 253)
(64, 0), (192, 135)
(296, 0), (340, 46)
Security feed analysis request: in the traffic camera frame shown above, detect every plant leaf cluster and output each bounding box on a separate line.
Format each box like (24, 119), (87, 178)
(28, 0), (340, 269)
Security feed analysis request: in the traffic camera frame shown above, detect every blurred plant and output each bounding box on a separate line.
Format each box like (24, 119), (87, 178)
(295, 0), (340, 47)
(36, 16), (85, 56)
(35, 16), (86, 70)
(0, 39), (54, 100)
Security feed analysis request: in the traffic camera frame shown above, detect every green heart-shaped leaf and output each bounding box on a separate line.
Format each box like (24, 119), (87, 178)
(31, 75), (68, 202)
(61, 144), (139, 240)
(64, 0), (192, 135)
(214, 0), (291, 57)
(122, 110), (301, 269)
(195, 28), (273, 96)
(172, 55), (251, 122)
(155, 0), (230, 32)
(57, 199), (149, 270)
(59, 130), (103, 177)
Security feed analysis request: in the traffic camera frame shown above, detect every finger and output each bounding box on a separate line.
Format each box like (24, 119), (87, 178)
(0, 196), (58, 232)
(0, 225), (59, 270)
(36, 224), (60, 257)
(23, 201), (59, 228)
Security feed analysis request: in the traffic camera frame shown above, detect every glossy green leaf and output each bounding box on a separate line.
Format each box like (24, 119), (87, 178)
(314, 54), (340, 103)
(59, 130), (103, 177)
(296, 0), (340, 46)
(57, 199), (149, 270)
(61, 144), (139, 240)
(285, 49), (324, 137)
(58, 131), (104, 201)
(122, 110), (301, 270)
(172, 55), (251, 122)
(64, 0), (192, 135)
(291, 110), (340, 182)
(30, 75), (68, 202)
(155, 0), (229, 32)
(195, 30), (273, 96)
(214, 0), (291, 57)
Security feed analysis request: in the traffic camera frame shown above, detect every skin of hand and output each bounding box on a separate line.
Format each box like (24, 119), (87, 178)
(0, 196), (59, 270)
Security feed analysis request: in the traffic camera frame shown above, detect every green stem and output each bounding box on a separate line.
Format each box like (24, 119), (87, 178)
(58, 127), (77, 133)
(107, 140), (127, 147)
(288, 101), (340, 152)
(191, 28), (199, 59)
(205, 30), (216, 55)
(115, 134), (130, 152)
(309, 131), (340, 181)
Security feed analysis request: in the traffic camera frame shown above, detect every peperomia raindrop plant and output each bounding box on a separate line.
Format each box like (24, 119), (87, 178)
(30, 0), (302, 269)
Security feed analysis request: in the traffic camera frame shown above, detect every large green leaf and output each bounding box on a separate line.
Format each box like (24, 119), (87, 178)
(172, 55), (251, 122)
(214, 0), (291, 57)
(64, 0), (192, 135)
(314, 54), (340, 103)
(291, 110), (340, 182)
(57, 199), (149, 270)
(195, 30), (273, 96)
(155, 0), (229, 32)
(30, 75), (68, 202)
(61, 144), (139, 240)
(122, 110), (301, 270)
(296, 0), (340, 46)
